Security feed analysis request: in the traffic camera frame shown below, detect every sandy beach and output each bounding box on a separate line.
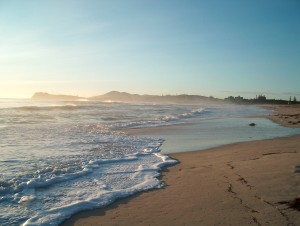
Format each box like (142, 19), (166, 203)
(62, 105), (300, 226)
(265, 104), (300, 128)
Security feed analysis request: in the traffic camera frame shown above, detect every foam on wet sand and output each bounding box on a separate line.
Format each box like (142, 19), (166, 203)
(62, 105), (300, 226)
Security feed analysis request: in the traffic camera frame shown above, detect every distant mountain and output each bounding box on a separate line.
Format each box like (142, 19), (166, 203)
(90, 91), (220, 103)
(92, 91), (142, 102)
(32, 91), (222, 103)
(32, 92), (83, 100)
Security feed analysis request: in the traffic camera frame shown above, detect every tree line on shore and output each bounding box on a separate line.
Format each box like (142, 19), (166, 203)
(224, 94), (299, 105)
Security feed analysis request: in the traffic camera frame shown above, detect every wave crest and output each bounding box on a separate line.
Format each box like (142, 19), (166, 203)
(18, 105), (79, 111)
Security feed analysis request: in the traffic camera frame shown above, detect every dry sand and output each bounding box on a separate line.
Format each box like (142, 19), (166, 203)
(62, 105), (300, 226)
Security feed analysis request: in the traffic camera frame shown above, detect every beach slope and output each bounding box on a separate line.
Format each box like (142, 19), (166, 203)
(62, 135), (300, 226)
(62, 105), (300, 226)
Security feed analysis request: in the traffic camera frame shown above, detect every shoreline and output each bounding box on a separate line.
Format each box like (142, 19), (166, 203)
(262, 104), (300, 128)
(61, 105), (300, 226)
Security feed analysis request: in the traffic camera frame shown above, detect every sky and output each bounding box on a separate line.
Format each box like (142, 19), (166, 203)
(0, 0), (299, 99)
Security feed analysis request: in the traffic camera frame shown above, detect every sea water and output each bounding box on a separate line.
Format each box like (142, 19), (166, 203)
(0, 99), (299, 225)
(140, 117), (300, 153)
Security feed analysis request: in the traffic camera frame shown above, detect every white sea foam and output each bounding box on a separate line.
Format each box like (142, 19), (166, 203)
(1, 100), (291, 226)
(18, 195), (36, 204)
(22, 151), (176, 226)
(0, 117), (177, 225)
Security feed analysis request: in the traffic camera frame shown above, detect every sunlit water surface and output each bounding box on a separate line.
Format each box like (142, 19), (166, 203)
(0, 99), (299, 225)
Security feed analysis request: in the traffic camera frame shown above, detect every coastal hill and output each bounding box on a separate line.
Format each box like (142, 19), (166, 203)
(32, 92), (83, 101)
(32, 92), (298, 105)
(32, 91), (221, 103)
(90, 91), (220, 103)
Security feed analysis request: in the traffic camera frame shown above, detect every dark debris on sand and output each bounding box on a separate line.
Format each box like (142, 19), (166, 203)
(289, 198), (300, 211)
(278, 198), (300, 211)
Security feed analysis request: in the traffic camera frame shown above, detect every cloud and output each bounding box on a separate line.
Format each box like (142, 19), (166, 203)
(0, 80), (83, 85)
(0, 79), (120, 85)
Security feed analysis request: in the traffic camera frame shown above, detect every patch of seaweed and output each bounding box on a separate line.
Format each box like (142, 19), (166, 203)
(289, 198), (300, 211)
(278, 198), (300, 211)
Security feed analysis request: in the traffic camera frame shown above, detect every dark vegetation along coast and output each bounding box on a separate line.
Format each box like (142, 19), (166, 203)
(225, 94), (299, 105)
(32, 92), (299, 106)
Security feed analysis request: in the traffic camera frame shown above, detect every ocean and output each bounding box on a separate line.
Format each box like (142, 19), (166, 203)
(1, 99), (299, 225)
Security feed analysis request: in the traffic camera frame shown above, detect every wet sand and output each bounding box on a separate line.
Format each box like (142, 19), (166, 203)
(265, 104), (300, 127)
(62, 105), (300, 226)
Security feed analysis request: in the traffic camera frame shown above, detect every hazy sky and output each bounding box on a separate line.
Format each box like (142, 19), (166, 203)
(0, 0), (299, 99)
